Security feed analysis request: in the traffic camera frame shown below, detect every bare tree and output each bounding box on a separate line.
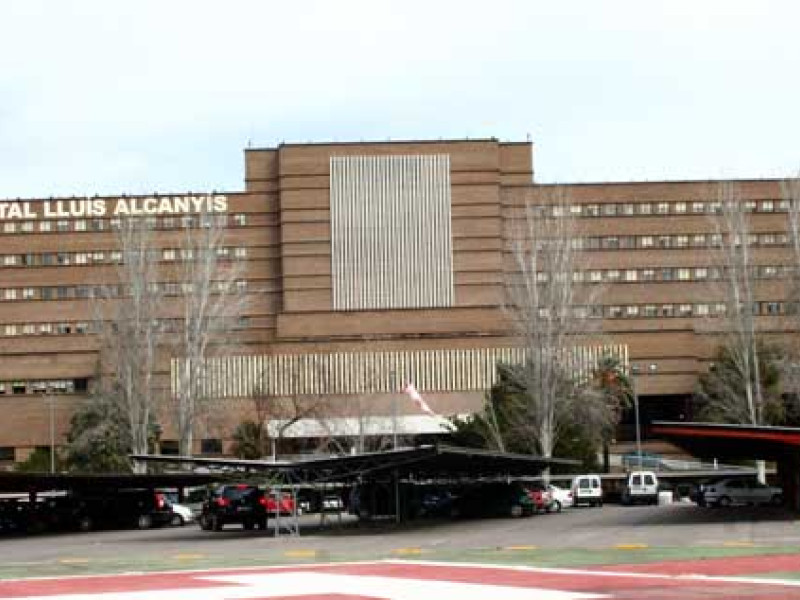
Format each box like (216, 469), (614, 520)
(779, 176), (800, 403)
(92, 217), (163, 472)
(504, 187), (606, 467)
(169, 209), (249, 456)
(706, 182), (767, 426)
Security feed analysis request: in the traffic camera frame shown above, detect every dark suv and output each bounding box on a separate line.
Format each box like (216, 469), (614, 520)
(199, 484), (268, 531)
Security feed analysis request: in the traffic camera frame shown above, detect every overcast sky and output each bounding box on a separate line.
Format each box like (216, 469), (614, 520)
(1, 0), (799, 198)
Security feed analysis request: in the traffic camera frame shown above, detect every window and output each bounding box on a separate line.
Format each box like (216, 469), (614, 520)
(589, 270), (602, 283)
(21, 221), (34, 233)
(643, 304), (658, 317)
(694, 268), (708, 280)
(163, 249), (176, 261)
(4, 289), (16, 300)
(235, 280), (247, 292)
(201, 438), (223, 454)
(57, 253), (70, 265)
(91, 219), (104, 231)
(638, 203), (652, 215)
(661, 268), (674, 281)
(642, 268), (655, 281)
(39, 221), (52, 232)
(695, 304), (709, 316)
(691, 234), (706, 247)
(234, 247), (247, 258)
(658, 235), (671, 248)
(3, 255), (17, 266)
(75, 253), (88, 265)
(625, 305), (639, 317)
(22, 288), (35, 300)
(39, 323), (52, 334)
(56, 220), (69, 232)
(761, 200), (774, 212)
(608, 306), (623, 318)
(569, 205), (582, 216)
(745, 200), (757, 212)
(678, 304), (692, 317)
(603, 237), (620, 249)
(4, 325), (17, 336)
(622, 204), (635, 216)
(3, 222), (16, 233)
(691, 201), (705, 213)
(22, 324), (35, 335)
(675, 202), (687, 214)
(640, 236), (654, 249)
(661, 304), (675, 317)
(606, 269), (620, 282)
(624, 270), (637, 282)
(677, 268), (691, 281)
(584, 204), (599, 217)
(765, 302), (781, 315)
(656, 202), (669, 214)
(0, 447), (13, 461)
(675, 235), (689, 248)
(74, 220), (87, 231)
(602, 204), (617, 216)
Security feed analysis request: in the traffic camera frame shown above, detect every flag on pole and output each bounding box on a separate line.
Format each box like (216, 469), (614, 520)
(402, 382), (437, 417)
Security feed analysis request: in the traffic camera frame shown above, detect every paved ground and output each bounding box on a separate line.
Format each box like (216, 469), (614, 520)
(0, 502), (798, 597)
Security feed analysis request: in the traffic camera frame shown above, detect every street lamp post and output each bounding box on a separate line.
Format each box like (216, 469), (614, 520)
(629, 363), (657, 472)
(630, 365), (642, 471)
(46, 395), (55, 474)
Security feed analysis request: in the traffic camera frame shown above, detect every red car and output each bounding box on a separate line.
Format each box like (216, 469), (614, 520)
(265, 491), (296, 516)
(525, 484), (556, 513)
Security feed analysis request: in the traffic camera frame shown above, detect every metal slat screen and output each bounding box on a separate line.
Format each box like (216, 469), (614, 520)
(330, 155), (454, 310)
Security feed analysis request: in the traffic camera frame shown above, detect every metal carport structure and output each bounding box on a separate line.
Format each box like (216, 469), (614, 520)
(652, 421), (800, 511)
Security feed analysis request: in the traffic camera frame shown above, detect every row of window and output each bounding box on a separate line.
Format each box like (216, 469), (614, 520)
(0, 317), (252, 338)
(0, 246), (249, 267)
(553, 301), (787, 319)
(0, 438), (224, 461)
(0, 280), (248, 301)
(578, 232), (789, 251)
(0, 379), (89, 395)
(538, 264), (795, 284)
(0, 213), (249, 234)
(534, 198), (790, 218)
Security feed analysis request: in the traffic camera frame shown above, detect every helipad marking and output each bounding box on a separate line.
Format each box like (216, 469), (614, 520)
(172, 554), (205, 560)
(723, 540), (755, 547)
(503, 545), (538, 551)
(57, 558), (89, 565)
(614, 543), (648, 550)
(392, 547), (424, 555)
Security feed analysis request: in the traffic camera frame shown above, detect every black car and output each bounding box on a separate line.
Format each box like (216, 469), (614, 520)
(199, 484), (269, 531)
(35, 489), (173, 532)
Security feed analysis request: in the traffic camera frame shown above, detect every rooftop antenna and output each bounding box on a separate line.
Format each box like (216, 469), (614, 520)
(526, 132), (532, 142)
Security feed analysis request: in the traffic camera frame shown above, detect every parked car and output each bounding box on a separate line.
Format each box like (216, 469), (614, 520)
(547, 484), (573, 510)
(699, 478), (783, 508)
(570, 475), (603, 507)
(321, 494), (344, 512)
(525, 483), (557, 513)
(454, 482), (535, 518)
(416, 488), (458, 518)
(37, 489), (173, 532)
(621, 451), (664, 470)
(621, 471), (660, 505)
(265, 491), (296, 516)
(199, 484), (269, 531)
(160, 492), (196, 526)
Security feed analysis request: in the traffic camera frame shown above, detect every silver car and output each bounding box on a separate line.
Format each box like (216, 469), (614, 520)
(700, 478), (783, 507)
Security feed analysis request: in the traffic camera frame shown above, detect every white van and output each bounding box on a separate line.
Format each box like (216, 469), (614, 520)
(622, 471), (659, 505)
(570, 474), (603, 507)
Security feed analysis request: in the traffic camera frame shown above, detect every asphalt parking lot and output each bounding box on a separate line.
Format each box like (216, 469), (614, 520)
(0, 502), (798, 579)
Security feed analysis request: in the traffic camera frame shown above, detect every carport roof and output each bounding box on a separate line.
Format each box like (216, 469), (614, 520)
(652, 421), (800, 461)
(131, 444), (578, 484)
(0, 472), (221, 493)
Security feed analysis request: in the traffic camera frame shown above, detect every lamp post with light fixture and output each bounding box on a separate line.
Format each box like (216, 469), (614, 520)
(629, 363), (657, 471)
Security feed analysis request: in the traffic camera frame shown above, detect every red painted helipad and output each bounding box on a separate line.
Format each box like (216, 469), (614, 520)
(0, 559), (798, 599)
